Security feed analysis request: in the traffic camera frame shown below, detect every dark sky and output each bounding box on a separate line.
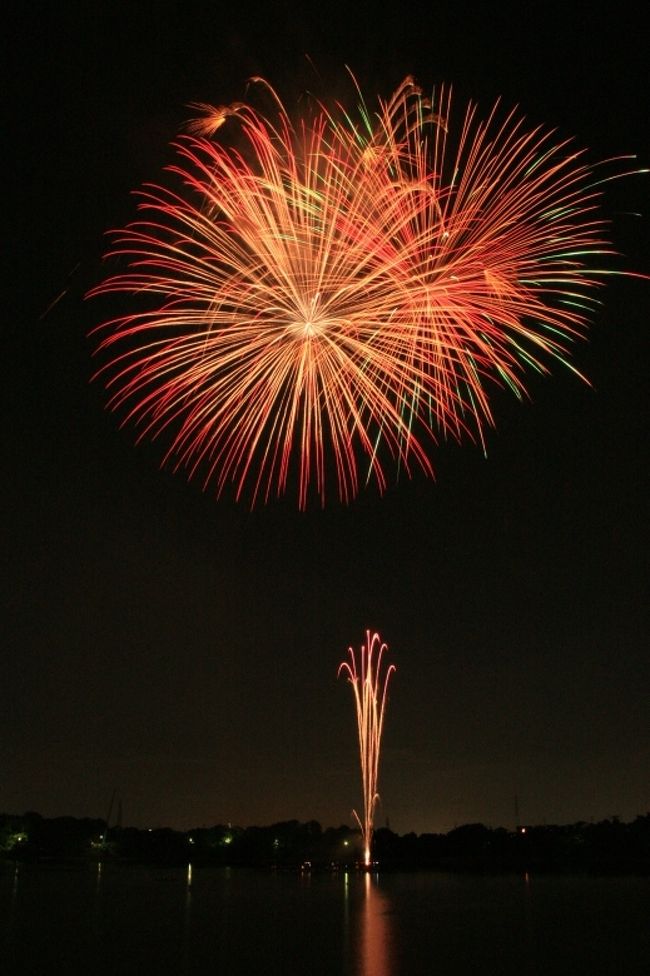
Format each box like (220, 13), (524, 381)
(5, 1), (648, 834)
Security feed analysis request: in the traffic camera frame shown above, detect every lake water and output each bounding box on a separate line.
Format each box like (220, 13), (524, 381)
(2, 861), (649, 975)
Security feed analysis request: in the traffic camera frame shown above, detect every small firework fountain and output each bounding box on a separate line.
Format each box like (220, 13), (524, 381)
(338, 631), (396, 867)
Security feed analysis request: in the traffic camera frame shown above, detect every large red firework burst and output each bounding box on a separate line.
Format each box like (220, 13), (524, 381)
(89, 76), (624, 507)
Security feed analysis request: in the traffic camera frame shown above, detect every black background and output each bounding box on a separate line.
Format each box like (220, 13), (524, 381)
(4, 0), (648, 833)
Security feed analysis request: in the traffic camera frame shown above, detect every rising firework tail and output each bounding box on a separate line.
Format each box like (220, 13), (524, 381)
(338, 631), (395, 867)
(89, 75), (642, 507)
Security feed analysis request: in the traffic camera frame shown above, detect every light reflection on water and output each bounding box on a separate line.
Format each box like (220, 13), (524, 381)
(7, 861), (20, 930)
(181, 864), (192, 976)
(360, 872), (392, 976)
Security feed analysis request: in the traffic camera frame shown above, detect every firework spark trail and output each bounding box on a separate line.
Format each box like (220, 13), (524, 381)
(89, 75), (635, 506)
(338, 631), (396, 867)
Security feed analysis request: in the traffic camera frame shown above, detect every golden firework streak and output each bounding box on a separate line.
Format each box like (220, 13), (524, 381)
(339, 631), (396, 866)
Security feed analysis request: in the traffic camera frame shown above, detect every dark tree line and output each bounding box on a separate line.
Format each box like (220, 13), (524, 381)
(2, 811), (649, 874)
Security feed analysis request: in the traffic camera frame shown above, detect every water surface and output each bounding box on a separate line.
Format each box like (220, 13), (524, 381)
(2, 862), (648, 975)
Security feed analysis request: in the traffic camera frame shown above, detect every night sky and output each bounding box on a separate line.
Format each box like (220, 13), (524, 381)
(5, 1), (648, 835)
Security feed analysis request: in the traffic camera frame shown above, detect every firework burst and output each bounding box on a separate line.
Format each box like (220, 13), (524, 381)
(89, 75), (628, 506)
(338, 631), (395, 867)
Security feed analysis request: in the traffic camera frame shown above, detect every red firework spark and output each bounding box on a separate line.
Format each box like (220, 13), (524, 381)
(89, 75), (629, 507)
